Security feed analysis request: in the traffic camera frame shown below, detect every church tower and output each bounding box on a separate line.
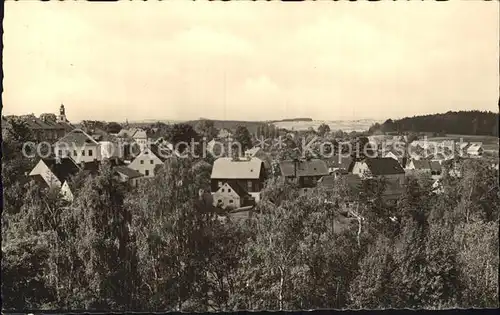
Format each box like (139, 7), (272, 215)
(57, 104), (68, 123)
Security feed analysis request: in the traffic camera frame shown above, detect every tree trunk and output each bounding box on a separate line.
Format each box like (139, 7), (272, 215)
(279, 266), (284, 311)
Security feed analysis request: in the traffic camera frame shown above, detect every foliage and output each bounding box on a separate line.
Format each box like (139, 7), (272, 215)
(369, 110), (499, 136)
(234, 125), (252, 152)
(2, 138), (499, 310)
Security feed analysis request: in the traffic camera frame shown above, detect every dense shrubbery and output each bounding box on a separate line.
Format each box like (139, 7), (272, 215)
(2, 123), (499, 311)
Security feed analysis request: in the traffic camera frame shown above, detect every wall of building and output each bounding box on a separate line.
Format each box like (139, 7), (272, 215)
(55, 143), (100, 163)
(128, 149), (163, 177)
(212, 184), (242, 209)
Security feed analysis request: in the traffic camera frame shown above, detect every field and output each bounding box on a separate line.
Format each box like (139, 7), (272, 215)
(272, 119), (379, 132)
(426, 134), (499, 152)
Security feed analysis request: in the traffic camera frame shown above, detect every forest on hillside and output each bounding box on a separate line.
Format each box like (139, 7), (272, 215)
(369, 111), (499, 136)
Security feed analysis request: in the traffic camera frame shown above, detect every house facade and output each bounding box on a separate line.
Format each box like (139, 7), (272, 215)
(352, 157), (406, 202)
(279, 159), (329, 189)
(127, 145), (166, 177)
(212, 182), (255, 210)
(54, 129), (102, 163)
(211, 157), (266, 202)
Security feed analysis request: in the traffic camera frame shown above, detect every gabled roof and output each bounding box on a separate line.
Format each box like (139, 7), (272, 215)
(114, 166), (144, 179)
(35, 157), (81, 183)
(279, 159), (329, 177)
(363, 157), (405, 175)
(211, 157), (264, 179)
(132, 129), (148, 139)
(56, 129), (99, 147)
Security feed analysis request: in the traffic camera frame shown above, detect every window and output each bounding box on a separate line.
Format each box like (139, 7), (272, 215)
(82, 150), (85, 156)
(218, 181), (223, 187)
(88, 149), (93, 156)
(145, 170), (150, 176)
(58, 150), (62, 156)
(247, 181), (252, 192)
(150, 160), (154, 164)
(221, 189), (225, 192)
(73, 150), (77, 156)
(229, 200), (233, 203)
(218, 199), (222, 203)
(228, 189), (231, 193)
(140, 160), (144, 164)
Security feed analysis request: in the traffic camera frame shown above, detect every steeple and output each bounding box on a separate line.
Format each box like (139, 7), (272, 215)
(57, 104), (68, 123)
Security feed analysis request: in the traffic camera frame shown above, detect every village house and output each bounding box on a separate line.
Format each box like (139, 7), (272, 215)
(324, 155), (353, 178)
(127, 144), (169, 177)
(132, 128), (149, 151)
(383, 150), (407, 168)
(352, 157), (406, 202)
(54, 129), (108, 163)
(211, 156), (266, 203)
(466, 142), (483, 157)
(113, 166), (144, 187)
(279, 158), (329, 189)
(28, 157), (81, 201)
(406, 159), (432, 174)
(212, 182), (256, 210)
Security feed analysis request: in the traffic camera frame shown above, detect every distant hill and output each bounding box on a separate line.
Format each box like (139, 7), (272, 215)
(370, 110), (499, 136)
(183, 119), (269, 135)
(268, 118), (313, 123)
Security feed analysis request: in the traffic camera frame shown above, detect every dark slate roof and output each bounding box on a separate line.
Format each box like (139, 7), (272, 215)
(20, 115), (74, 131)
(279, 159), (329, 177)
(41, 157), (80, 183)
(113, 166), (144, 179)
(364, 157), (405, 175)
(325, 155), (353, 170)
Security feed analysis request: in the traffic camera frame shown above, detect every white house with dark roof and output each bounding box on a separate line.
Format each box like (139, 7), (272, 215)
(211, 157), (266, 202)
(212, 182), (255, 210)
(352, 157), (405, 184)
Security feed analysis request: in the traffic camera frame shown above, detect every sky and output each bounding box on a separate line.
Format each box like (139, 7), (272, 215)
(2, 1), (499, 123)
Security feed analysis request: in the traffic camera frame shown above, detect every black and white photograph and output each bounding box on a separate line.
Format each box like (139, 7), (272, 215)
(1, 0), (499, 312)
